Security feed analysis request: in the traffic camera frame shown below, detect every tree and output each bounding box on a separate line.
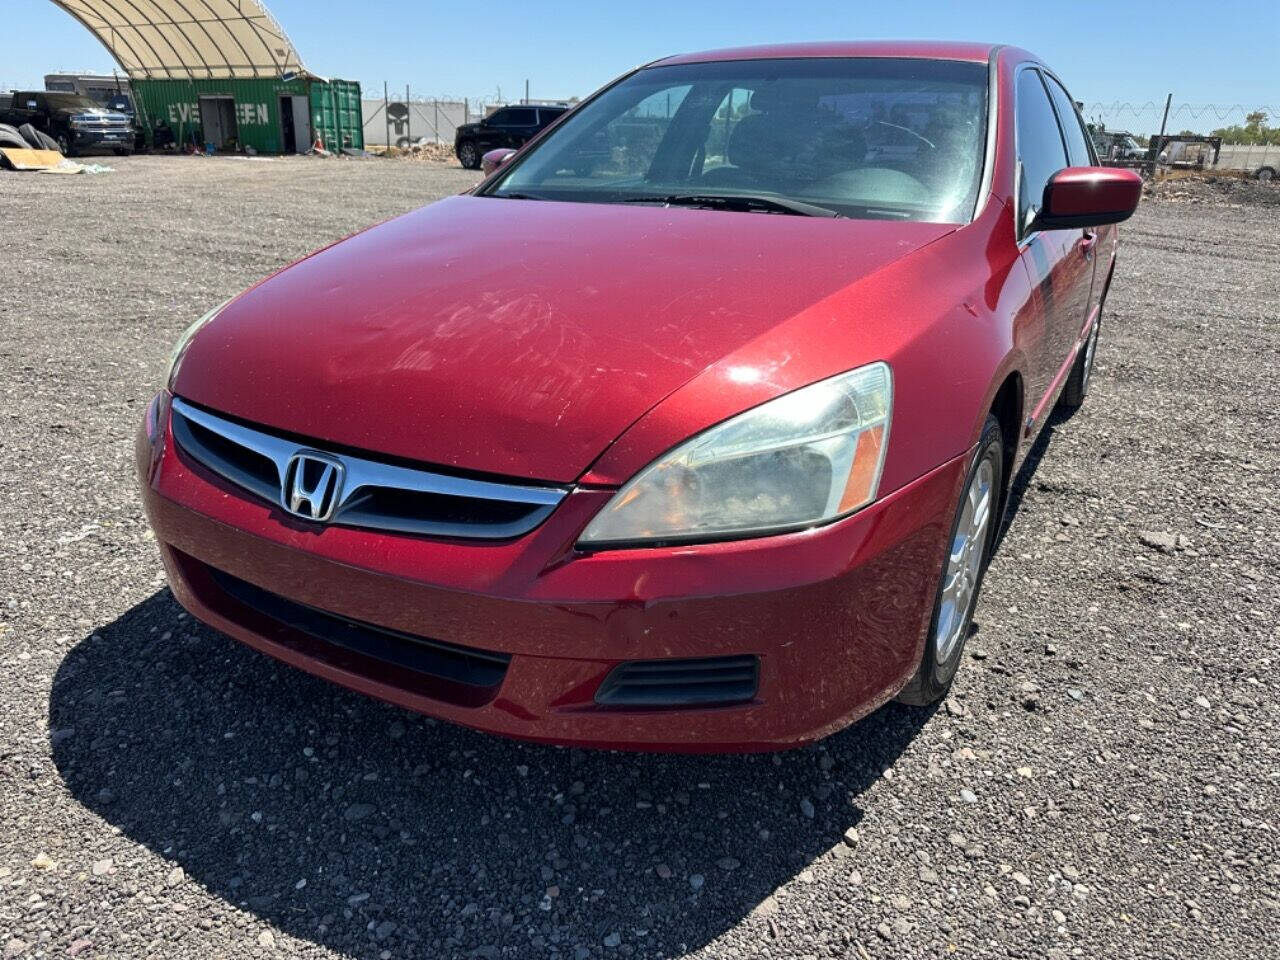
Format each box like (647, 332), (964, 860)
(1211, 109), (1279, 145)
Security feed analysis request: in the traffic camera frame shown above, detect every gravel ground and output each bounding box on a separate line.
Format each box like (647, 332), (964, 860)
(1, 156), (1277, 959)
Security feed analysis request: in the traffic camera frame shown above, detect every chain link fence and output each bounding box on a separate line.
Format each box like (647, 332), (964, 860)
(361, 89), (512, 148)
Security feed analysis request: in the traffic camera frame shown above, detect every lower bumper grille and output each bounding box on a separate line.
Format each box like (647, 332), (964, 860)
(200, 562), (511, 696)
(595, 655), (759, 708)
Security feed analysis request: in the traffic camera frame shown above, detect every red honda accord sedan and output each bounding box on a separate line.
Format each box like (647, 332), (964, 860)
(137, 42), (1140, 751)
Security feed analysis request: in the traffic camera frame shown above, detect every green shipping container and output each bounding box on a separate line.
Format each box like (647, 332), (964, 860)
(132, 76), (363, 154)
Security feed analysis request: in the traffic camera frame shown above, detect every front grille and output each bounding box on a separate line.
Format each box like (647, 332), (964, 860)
(170, 396), (567, 538)
(207, 564), (511, 690)
(595, 655), (759, 708)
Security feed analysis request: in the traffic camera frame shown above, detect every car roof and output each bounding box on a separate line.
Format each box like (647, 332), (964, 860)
(652, 40), (1002, 67)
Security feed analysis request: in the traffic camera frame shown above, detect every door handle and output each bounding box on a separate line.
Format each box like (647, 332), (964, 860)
(1079, 231), (1098, 259)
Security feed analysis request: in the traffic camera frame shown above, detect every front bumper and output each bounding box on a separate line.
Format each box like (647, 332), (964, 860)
(71, 127), (133, 149)
(137, 401), (967, 751)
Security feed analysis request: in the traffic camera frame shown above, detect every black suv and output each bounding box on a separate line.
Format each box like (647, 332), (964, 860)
(0, 92), (134, 156)
(454, 105), (568, 169)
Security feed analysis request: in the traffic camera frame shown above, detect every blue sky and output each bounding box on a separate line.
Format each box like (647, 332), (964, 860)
(6, 0), (1278, 129)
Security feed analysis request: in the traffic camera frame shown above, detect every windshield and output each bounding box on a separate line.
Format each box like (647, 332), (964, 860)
(40, 93), (103, 111)
(485, 57), (988, 223)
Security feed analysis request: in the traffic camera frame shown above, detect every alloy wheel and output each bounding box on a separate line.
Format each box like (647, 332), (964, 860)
(933, 454), (995, 662)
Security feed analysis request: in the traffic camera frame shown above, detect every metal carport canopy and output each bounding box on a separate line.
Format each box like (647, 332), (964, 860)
(50, 0), (307, 80)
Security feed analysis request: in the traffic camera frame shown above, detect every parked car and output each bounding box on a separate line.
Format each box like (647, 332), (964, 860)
(0, 91), (133, 155)
(453, 104), (568, 169)
(138, 42), (1139, 751)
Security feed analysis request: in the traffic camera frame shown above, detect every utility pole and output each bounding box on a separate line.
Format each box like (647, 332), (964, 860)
(1150, 93), (1172, 177)
(384, 81), (389, 149)
(525, 78), (530, 105)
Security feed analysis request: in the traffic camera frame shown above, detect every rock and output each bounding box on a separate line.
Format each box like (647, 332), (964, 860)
(257, 931), (275, 949)
(1138, 530), (1178, 553)
(374, 920), (396, 940)
(166, 866), (185, 887)
(30, 852), (55, 870)
(4, 941), (28, 959)
(91, 858), (113, 876)
(799, 798), (815, 819)
(843, 827), (859, 846)
(960, 789), (978, 804)
(343, 802), (376, 821)
(67, 940), (93, 958)
(717, 856), (740, 871)
(603, 932), (621, 948)
(876, 922), (893, 941)
(655, 863), (672, 879)
(689, 873), (705, 890)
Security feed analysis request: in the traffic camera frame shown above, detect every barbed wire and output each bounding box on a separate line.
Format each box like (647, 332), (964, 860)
(1085, 101), (1279, 127)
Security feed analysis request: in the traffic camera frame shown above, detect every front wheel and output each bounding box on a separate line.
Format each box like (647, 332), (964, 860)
(457, 140), (480, 169)
(56, 132), (75, 157)
(897, 415), (1003, 706)
(1257, 166), (1275, 182)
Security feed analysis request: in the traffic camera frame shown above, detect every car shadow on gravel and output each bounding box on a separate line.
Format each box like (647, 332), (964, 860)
(51, 591), (935, 959)
(993, 405), (1075, 554)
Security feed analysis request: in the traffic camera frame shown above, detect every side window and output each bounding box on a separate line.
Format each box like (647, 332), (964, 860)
(1015, 69), (1069, 235)
(487, 109), (510, 126)
(1042, 74), (1094, 166)
(504, 108), (536, 126)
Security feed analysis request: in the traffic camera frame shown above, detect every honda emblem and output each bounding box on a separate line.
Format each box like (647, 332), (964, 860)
(282, 451), (345, 522)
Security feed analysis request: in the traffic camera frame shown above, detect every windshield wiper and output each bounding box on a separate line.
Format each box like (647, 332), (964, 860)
(622, 193), (842, 218)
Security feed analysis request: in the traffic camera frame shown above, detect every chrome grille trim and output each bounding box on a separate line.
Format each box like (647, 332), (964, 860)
(170, 397), (568, 539)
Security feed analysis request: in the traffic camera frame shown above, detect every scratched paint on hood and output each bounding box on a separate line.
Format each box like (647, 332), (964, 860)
(175, 195), (953, 482)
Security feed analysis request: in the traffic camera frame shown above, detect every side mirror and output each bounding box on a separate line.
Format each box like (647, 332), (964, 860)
(1035, 167), (1143, 231)
(482, 148), (517, 176)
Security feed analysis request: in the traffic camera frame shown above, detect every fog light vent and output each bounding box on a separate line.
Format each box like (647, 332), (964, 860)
(594, 655), (758, 708)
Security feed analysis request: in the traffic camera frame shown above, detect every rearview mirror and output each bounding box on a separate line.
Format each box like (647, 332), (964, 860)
(482, 148), (517, 176)
(1035, 167), (1143, 231)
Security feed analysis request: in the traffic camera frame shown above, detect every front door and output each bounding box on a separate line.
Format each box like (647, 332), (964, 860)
(1042, 72), (1109, 336)
(1013, 67), (1093, 431)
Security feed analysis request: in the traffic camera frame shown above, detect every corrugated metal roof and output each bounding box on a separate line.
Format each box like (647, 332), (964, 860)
(50, 1), (307, 80)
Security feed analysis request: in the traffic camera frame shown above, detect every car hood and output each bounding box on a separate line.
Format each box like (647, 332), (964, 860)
(174, 196), (953, 483)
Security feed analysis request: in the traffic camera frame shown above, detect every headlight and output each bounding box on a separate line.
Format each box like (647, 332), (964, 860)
(579, 362), (892, 547)
(165, 300), (229, 388)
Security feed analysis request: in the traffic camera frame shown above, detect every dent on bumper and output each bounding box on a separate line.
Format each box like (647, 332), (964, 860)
(137, 414), (967, 751)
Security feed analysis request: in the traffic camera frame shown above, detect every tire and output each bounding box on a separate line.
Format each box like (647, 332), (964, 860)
(34, 130), (60, 151)
(1059, 314), (1101, 410)
(1257, 166), (1275, 182)
(457, 139), (480, 169)
(56, 132), (75, 157)
(896, 415), (1004, 706)
(17, 123), (42, 148)
(113, 148), (131, 156)
(0, 123), (29, 148)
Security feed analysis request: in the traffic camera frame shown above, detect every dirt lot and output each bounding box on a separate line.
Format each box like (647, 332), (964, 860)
(1, 156), (1277, 959)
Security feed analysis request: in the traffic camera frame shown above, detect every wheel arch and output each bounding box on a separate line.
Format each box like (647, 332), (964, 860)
(988, 370), (1023, 507)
